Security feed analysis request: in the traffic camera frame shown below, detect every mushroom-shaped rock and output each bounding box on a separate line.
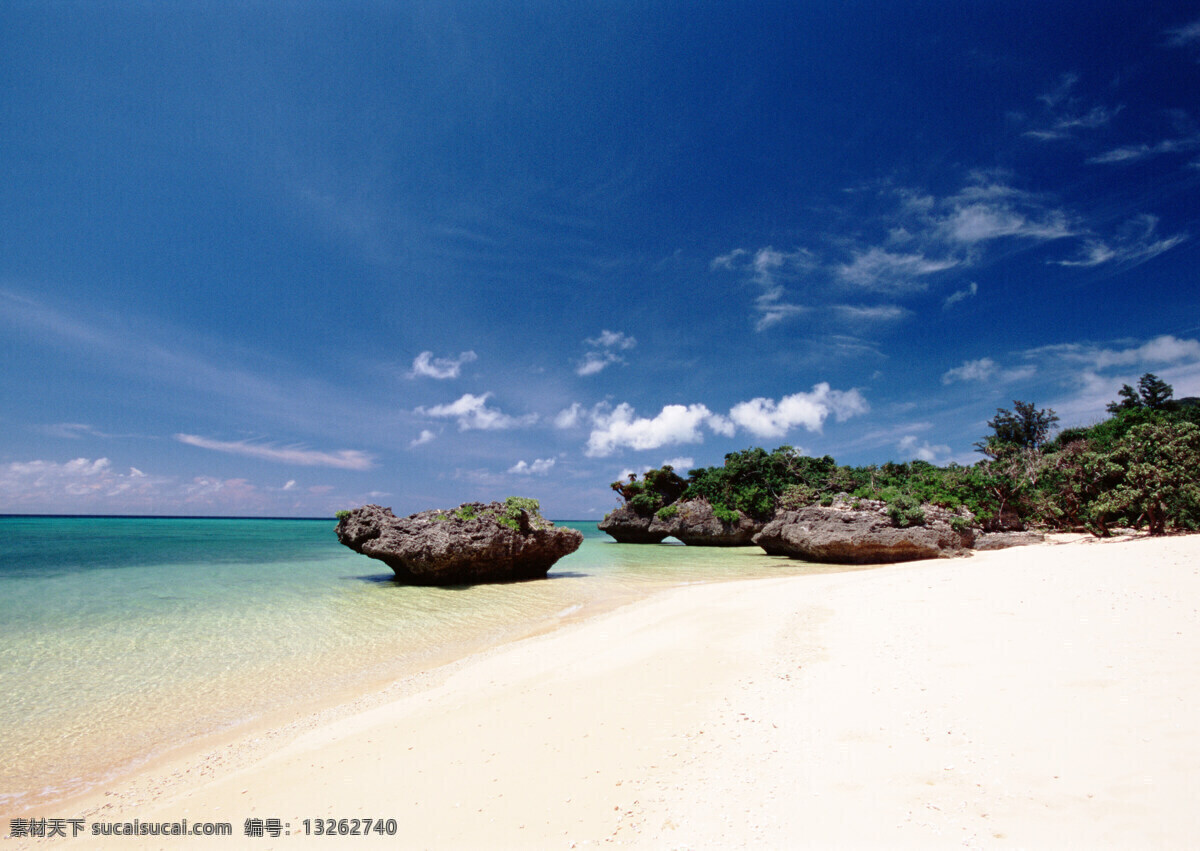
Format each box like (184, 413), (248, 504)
(597, 505), (670, 544)
(336, 499), (583, 585)
(648, 499), (763, 546)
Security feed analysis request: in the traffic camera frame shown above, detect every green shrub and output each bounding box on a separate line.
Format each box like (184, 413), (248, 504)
(455, 504), (477, 521)
(655, 504), (678, 521)
(498, 496), (543, 530)
(335, 509), (351, 521)
(885, 493), (926, 528)
(711, 503), (740, 524)
(628, 491), (660, 517)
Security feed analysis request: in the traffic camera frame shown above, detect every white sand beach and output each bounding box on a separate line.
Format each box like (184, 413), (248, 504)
(44, 533), (1200, 848)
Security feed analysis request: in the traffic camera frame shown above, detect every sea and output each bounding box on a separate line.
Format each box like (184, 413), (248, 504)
(0, 516), (849, 811)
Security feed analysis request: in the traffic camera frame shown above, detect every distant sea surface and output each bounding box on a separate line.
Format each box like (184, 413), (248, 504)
(0, 516), (848, 810)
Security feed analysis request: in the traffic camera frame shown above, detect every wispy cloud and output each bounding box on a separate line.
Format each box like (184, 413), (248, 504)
(0, 289), (403, 445)
(1033, 334), (1200, 370)
(407, 350), (478, 379)
(943, 281), (978, 309)
(1167, 17), (1200, 48)
(417, 393), (538, 431)
(1053, 215), (1187, 268)
(1024, 73), (1119, 141)
(711, 247), (812, 330)
(836, 248), (958, 291)
(1087, 134), (1200, 165)
(941, 357), (1036, 385)
(713, 175), (1080, 322)
(832, 304), (909, 323)
(175, 434), (375, 469)
(40, 423), (113, 440)
(576, 330), (636, 376)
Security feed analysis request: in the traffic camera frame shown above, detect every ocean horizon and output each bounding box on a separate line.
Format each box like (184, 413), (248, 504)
(0, 515), (847, 811)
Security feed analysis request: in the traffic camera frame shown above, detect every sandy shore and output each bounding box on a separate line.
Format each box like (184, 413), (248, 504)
(20, 533), (1200, 848)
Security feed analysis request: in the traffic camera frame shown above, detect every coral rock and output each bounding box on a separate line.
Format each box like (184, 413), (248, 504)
(336, 501), (583, 585)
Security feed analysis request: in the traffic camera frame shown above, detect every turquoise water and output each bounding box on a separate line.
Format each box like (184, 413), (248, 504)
(0, 516), (840, 810)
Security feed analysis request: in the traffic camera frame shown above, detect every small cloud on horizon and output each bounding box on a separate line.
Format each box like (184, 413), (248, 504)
(508, 457), (556, 475)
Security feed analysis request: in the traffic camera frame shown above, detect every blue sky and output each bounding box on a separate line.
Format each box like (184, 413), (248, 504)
(3, 1), (1200, 518)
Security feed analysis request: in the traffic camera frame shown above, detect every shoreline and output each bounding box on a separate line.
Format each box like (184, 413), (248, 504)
(12, 532), (1200, 848)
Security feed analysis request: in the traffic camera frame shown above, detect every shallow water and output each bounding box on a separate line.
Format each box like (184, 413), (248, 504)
(0, 516), (844, 809)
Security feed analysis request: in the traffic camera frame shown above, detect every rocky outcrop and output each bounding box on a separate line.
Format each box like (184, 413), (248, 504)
(336, 500), (583, 585)
(648, 499), (763, 546)
(753, 501), (975, 564)
(598, 505), (669, 544)
(973, 530), (1046, 550)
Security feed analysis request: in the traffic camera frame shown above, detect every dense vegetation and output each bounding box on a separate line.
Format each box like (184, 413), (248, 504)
(610, 374), (1200, 537)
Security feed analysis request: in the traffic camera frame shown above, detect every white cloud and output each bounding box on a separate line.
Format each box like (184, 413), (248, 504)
(408, 429), (436, 448)
(576, 351), (622, 376)
(577, 330), (636, 375)
(897, 435), (954, 464)
(940, 202), (1074, 244)
(586, 330), (636, 350)
(508, 457), (556, 475)
(1088, 335), (1200, 369)
(942, 357), (999, 384)
(283, 480), (297, 490)
(941, 357), (1037, 385)
(407, 350), (478, 380)
(175, 434), (374, 470)
(943, 282), (978, 309)
(0, 457), (165, 504)
(417, 393), (537, 431)
(586, 403), (726, 457)
(728, 383), (869, 439)
(553, 403), (584, 429)
(661, 456), (694, 471)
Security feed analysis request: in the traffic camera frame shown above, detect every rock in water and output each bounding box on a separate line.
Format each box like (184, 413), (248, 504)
(648, 499), (763, 546)
(336, 499), (584, 585)
(753, 503), (974, 564)
(597, 504), (670, 544)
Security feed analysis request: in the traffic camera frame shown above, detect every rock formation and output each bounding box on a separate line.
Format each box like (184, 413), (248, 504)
(336, 499), (583, 585)
(597, 505), (670, 544)
(753, 500), (975, 564)
(973, 530), (1046, 550)
(648, 499), (763, 546)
